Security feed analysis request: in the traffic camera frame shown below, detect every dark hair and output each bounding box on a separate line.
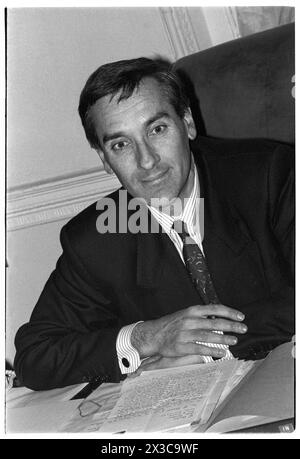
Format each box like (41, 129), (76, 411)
(78, 57), (190, 149)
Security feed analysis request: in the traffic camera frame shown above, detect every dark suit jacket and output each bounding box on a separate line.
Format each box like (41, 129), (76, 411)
(14, 137), (294, 390)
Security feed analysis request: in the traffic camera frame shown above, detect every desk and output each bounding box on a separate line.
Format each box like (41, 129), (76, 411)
(6, 381), (122, 433)
(6, 383), (86, 433)
(6, 342), (295, 434)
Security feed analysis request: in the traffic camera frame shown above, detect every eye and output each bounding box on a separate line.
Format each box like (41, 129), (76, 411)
(151, 124), (167, 135)
(111, 141), (129, 152)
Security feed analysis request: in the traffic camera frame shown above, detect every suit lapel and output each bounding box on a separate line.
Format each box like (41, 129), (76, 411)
(194, 147), (268, 305)
(135, 202), (200, 302)
(136, 230), (165, 288)
(194, 149), (248, 293)
(135, 210), (196, 289)
(194, 148), (248, 256)
(136, 224), (203, 309)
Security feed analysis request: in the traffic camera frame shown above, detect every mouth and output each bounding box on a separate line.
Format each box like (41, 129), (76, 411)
(142, 169), (169, 184)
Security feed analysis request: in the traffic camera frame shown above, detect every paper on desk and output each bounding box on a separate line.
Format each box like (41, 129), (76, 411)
(6, 400), (80, 433)
(194, 360), (242, 426)
(60, 383), (122, 433)
(206, 415), (279, 433)
(149, 360), (240, 433)
(215, 360), (256, 409)
(206, 341), (295, 432)
(99, 360), (238, 433)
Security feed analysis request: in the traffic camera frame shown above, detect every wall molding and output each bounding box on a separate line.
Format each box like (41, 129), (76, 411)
(7, 169), (120, 231)
(159, 7), (200, 59)
(224, 7), (241, 40)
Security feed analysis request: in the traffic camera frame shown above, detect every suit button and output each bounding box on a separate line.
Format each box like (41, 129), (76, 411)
(122, 358), (130, 368)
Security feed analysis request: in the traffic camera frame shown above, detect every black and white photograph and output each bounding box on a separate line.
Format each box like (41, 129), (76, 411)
(4, 2), (296, 440)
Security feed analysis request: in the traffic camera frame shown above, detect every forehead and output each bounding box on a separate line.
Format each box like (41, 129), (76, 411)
(90, 78), (176, 136)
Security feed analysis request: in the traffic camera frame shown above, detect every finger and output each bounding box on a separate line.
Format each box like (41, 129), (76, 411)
(184, 317), (247, 334)
(187, 304), (245, 321)
(140, 354), (162, 367)
(180, 342), (228, 359)
(183, 329), (238, 346)
(200, 318), (247, 334)
(129, 355), (162, 377)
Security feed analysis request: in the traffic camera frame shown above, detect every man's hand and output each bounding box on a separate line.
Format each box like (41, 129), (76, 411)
(131, 304), (247, 360)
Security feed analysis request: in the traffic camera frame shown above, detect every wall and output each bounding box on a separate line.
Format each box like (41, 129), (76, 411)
(6, 7), (237, 364)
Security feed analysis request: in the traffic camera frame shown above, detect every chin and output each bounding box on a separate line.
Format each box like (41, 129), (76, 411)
(129, 183), (180, 207)
(148, 192), (180, 210)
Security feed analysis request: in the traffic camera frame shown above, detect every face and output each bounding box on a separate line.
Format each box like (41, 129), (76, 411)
(90, 78), (197, 207)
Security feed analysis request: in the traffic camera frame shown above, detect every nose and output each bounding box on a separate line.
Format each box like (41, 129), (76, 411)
(136, 139), (160, 170)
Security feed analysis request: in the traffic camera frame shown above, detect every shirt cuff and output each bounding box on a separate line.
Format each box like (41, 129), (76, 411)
(116, 322), (144, 374)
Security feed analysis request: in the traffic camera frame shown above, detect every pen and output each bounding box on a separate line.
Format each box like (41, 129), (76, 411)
(70, 375), (106, 400)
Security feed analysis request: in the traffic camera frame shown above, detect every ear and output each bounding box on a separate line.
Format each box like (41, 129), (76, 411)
(183, 108), (197, 140)
(96, 149), (114, 175)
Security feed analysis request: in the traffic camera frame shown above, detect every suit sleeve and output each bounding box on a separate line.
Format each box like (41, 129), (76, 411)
(14, 225), (124, 390)
(233, 144), (295, 359)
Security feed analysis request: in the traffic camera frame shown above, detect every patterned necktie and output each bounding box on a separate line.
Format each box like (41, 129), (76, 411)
(173, 220), (233, 362)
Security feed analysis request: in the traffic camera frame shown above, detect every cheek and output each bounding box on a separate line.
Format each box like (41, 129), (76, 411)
(162, 130), (189, 155)
(110, 157), (137, 183)
(167, 142), (191, 169)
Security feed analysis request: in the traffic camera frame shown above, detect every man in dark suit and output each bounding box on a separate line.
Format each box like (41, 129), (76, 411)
(14, 58), (294, 390)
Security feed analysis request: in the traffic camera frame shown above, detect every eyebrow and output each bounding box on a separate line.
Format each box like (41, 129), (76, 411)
(102, 111), (171, 145)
